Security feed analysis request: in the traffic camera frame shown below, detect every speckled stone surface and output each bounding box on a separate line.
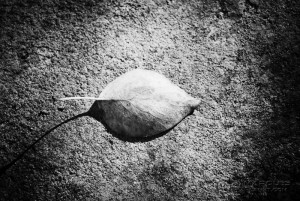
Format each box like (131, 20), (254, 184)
(0, 0), (299, 200)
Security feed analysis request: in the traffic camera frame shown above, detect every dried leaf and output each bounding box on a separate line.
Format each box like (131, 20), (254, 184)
(63, 69), (200, 137)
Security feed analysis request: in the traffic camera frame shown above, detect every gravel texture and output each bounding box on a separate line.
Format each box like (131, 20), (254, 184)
(0, 0), (299, 200)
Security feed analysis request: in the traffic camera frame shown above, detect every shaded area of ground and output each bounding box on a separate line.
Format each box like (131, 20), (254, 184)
(229, 1), (300, 200)
(0, 0), (299, 200)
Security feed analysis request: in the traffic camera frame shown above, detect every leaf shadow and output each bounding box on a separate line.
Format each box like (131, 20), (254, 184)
(87, 102), (191, 143)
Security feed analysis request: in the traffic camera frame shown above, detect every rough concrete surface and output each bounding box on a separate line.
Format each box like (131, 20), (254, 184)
(0, 0), (299, 200)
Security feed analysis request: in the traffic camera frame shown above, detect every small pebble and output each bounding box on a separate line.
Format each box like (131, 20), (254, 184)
(248, 0), (259, 7)
(39, 110), (50, 116)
